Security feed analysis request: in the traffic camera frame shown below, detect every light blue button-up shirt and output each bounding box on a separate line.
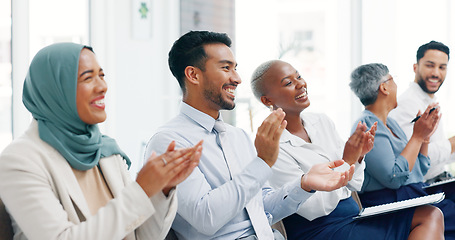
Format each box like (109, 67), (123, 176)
(353, 110), (430, 193)
(145, 102), (311, 240)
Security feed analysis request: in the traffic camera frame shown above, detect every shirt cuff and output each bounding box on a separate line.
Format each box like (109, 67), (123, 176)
(122, 182), (157, 230)
(354, 159), (366, 172)
(129, 182), (157, 211)
(333, 160), (350, 172)
(392, 155), (411, 178)
(284, 177), (315, 203)
(150, 186), (176, 210)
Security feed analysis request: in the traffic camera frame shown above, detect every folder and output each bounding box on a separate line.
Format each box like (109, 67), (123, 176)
(423, 177), (455, 195)
(423, 177), (455, 189)
(353, 192), (445, 219)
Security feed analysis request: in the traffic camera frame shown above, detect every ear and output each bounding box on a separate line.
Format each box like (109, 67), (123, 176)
(184, 66), (201, 86)
(260, 95), (273, 107)
(378, 82), (389, 96)
(413, 63), (418, 73)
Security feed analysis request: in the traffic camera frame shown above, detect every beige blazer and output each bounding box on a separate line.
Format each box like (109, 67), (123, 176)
(0, 120), (177, 240)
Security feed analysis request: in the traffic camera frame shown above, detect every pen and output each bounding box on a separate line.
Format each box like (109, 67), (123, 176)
(411, 107), (437, 123)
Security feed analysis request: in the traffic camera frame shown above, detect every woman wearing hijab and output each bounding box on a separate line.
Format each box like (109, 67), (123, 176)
(0, 43), (202, 239)
(250, 59), (444, 240)
(350, 63), (455, 239)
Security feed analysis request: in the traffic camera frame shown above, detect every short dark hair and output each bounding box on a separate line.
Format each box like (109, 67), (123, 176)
(168, 31), (232, 93)
(250, 60), (281, 100)
(416, 40), (450, 63)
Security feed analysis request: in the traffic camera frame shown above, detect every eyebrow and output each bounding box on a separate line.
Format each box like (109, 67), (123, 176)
(79, 70), (93, 78)
(79, 68), (103, 78)
(424, 60), (447, 66)
(219, 60), (238, 67)
(281, 70), (298, 83)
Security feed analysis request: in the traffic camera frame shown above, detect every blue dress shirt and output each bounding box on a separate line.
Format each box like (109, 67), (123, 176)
(145, 102), (311, 240)
(352, 110), (430, 193)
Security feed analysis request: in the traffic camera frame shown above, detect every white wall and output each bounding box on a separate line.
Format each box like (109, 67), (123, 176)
(11, 0), (30, 139)
(90, 0), (182, 175)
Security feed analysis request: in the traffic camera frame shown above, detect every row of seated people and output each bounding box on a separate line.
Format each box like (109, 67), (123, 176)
(0, 31), (454, 240)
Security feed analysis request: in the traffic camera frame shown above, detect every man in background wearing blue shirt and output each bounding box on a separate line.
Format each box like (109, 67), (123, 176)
(145, 31), (357, 240)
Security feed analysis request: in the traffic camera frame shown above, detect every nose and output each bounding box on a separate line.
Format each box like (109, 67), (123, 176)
(296, 79), (306, 89)
(95, 76), (108, 93)
(231, 70), (242, 85)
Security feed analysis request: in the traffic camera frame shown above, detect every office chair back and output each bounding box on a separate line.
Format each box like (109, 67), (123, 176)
(0, 197), (13, 240)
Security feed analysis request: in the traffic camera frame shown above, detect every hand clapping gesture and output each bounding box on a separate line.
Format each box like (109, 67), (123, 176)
(413, 103), (440, 143)
(136, 141), (203, 197)
(254, 108), (287, 167)
(343, 121), (377, 165)
(301, 159), (355, 192)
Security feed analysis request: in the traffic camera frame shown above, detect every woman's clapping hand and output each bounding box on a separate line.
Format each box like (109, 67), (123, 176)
(136, 141), (203, 197)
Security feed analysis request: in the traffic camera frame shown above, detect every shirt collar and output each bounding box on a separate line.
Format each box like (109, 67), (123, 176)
(180, 102), (220, 133)
(362, 109), (378, 120)
(279, 113), (319, 147)
(280, 127), (308, 147)
(301, 113), (319, 137)
(362, 109), (392, 127)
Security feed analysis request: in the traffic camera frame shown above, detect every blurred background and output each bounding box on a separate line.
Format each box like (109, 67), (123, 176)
(1, 0), (455, 176)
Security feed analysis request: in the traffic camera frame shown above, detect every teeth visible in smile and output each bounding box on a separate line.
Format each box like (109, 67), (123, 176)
(429, 79), (439, 83)
(296, 89), (307, 99)
(225, 88), (235, 94)
(93, 99), (105, 105)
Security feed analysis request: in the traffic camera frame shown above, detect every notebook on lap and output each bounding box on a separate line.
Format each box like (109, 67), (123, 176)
(353, 192), (445, 219)
(423, 177), (455, 195)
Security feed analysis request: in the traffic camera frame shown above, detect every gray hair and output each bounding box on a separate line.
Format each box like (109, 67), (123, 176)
(250, 60), (281, 100)
(349, 63), (389, 106)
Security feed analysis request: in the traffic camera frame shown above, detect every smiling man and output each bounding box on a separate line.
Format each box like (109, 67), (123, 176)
(390, 41), (455, 186)
(145, 31), (355, 240)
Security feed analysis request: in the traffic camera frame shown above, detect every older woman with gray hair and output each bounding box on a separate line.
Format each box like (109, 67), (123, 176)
(350, 63), (391, 106)
(350, 63), (455, 239)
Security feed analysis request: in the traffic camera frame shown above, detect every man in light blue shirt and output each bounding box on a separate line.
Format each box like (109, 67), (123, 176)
(145, 31), (355, 240)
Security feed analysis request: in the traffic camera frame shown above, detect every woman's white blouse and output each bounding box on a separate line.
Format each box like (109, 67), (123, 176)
(268, 112), (365, 220)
